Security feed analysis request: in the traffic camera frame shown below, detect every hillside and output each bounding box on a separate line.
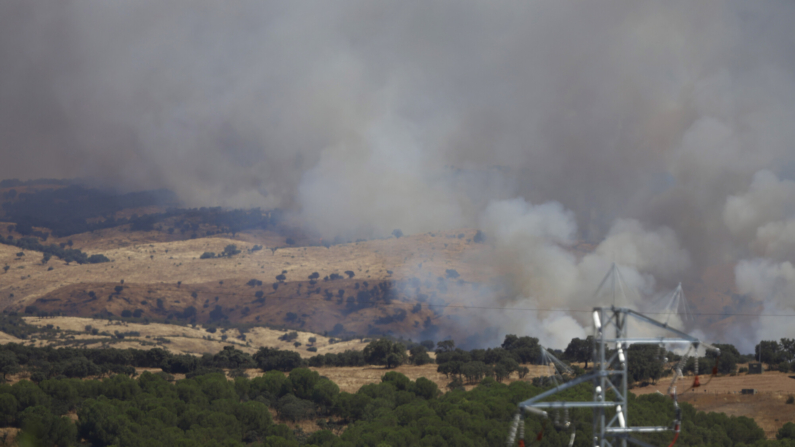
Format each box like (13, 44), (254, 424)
(1, 217), (496, 342)
(0, 182), (763, 348)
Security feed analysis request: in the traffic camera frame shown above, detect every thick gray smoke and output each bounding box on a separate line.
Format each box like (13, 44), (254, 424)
(2, 1), (795, 348)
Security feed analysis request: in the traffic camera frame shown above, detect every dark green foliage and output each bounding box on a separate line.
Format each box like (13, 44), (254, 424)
(209, 305), (226, 321)
(0, 351), (20, 381)
(779, 422), (795, 440)
(625, 345), (665, 384)
(708, 343), (740, 374)
(756, 340), (784, 364)
(279, 331), (298, 342)
(87, 254), (110, 263)
(17, 405), (77, 446)
(563, 336), (593, 368)
(200, 251), (216, 259)
(0, 184), (284, 239)
(254, 347), (304, 372)
(501, 334), (542, 363)
(409, 345), (432, 365)
(392, 229), (403, 239)
(0, 357), (776, 447)
(223, 244), (240, 257)
(363, 338), (407, 368)
(0, 236), (109, 265)
(307, 350), (365, 368)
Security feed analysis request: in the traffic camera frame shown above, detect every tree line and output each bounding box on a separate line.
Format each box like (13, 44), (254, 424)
(0, 364), (791, 446)
(1, 183), (287, 238)
(1, 235), (109, 265)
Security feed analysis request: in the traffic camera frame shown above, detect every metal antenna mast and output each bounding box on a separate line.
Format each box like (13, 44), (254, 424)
(507, 266), (718, 447)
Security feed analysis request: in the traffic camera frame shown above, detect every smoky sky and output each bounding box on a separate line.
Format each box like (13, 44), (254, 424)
(3, 1), (795, 348)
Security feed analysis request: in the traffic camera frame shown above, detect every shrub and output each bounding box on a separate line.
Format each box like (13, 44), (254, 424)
(279, 332), (299, 342)
(222, 244), (240, 256)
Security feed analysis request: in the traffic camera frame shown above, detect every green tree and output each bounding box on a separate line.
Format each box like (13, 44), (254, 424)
(0, 393), (18, 427)
(254, 348), (304, 372)
(17, 405), (77, 447)
(0, 351), (19, 382)
(287, 368), (320, 400)
(627, 345), (665, 384)
(223, 244), (240, 257)
(781, 338), (795, 362)
(436, 340), (455, 353)
(311, 378), (340, 411)
(235, 401), (272, 437)
(755, 340), (781, 364)
(707, 343), (740, 374)
(409, 345), (433, 366)
(779, 422), (795, 440)
(563, 336), (593, 368)
(364, 339), (407, 368)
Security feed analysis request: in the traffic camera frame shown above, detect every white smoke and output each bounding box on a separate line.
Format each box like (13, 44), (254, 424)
(724, 170), (795, 259)
(3, 1), (795, 350)
(733, 258), (795, 351)
(723, 171), (795, 350)
(478, 198), (691, 347)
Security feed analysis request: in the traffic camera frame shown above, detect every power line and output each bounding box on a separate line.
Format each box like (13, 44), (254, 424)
(266, 292), (791, 318)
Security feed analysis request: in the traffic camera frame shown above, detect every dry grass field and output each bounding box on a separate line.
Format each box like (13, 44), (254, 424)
(2, 184), (790, 441)
(21, 316), (370, 357)
(1, 225), (496, 340)
(633, 371), (795, 438)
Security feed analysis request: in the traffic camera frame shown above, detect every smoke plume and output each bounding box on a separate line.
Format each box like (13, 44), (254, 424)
(2, 1), (795, 348)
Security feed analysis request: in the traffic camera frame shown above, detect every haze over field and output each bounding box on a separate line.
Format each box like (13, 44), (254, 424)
(2, 1), (795, 350)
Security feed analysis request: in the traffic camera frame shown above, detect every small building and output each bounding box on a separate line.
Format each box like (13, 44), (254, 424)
(748, 363), (763, 374)
(741, 389), (757, 395)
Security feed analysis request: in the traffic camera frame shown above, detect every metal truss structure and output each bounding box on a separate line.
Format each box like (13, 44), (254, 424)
(656, 283), (693, 324)
(508, 266), (718, 447)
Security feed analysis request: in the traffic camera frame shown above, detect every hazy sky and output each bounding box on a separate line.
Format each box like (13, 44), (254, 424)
(2, 1), (795, 349)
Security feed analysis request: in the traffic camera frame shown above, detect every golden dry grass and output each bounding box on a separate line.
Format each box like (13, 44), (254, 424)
(1, 227), (493, 340)
(22, 316), (370, 357)
(633, 370), (795, 438)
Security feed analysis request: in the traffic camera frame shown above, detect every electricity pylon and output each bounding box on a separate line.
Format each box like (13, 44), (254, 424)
(507, 265), (718, 447)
